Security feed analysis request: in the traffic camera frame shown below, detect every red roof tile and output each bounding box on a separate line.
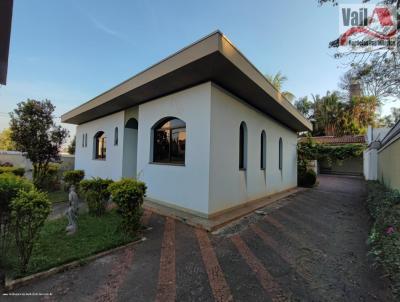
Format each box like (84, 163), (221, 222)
(298, 135), (366, 145)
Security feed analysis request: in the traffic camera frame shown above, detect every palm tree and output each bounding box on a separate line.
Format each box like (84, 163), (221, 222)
(265, 71), (295, 101)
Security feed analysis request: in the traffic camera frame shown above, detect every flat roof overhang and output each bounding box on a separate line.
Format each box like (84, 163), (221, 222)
(61, 31), (312, 132)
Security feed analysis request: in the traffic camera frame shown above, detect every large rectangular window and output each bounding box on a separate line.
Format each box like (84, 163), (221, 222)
(153, 118), (186, 164)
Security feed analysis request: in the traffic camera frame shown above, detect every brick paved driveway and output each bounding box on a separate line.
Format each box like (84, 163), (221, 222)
(2, 175), (392, 301)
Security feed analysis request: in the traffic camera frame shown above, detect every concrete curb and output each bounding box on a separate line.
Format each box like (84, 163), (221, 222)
(4, 237), (146, 291)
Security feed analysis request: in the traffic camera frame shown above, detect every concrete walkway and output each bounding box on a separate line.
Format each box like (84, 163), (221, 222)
(2, 175), (392, 301)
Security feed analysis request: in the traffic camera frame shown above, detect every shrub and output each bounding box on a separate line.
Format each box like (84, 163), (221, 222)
(80, 177), (113, 216)
(36, 163), (60, 191)
(108, 179), (147, 235)
(0, 167), (25, 177)
(298, 169), (317, 188)
(0, 161), (13, 167)
(366, 181), (400, 299)
(11, 188), (51, 272)
(0, 173), (33, 255)
(63, 170), (85, 189)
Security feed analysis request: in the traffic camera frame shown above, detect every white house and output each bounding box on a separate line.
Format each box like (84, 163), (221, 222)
(61, 31), (312, 219)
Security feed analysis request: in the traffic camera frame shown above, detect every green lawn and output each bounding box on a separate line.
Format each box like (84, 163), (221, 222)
(47, 190), (69, 204)
(2, 210), (138, 279)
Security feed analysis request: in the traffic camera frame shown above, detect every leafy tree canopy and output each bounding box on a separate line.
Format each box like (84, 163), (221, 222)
(9, 99), (69, 188)
(0, 128), (15, 151)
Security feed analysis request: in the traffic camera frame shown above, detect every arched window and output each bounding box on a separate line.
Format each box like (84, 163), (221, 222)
(279, 137), (283, 171)
(239, 122), (247, 170)
(261, 131), (266, 170)
(94, 131), (106, 160)
(114, 127), (118, 146)
(153, 117), (186, 164)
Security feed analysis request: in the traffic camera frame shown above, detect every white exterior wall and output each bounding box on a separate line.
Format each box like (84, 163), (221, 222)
(75, 111), (125, 180)
(364, 148), (378, 180)
(136, 83), (212, 215)
(73, 82), (300, 217)
(208, 84), (298, 214)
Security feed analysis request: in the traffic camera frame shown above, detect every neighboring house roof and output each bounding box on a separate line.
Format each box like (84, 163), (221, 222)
(379, 119), (400, 152)
(299, 135), (366, 145)
(0, 0), (13, 85)
(61, 31), (312, 132)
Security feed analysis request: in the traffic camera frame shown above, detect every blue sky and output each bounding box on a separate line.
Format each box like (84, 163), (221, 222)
(0, 0), (398, 137)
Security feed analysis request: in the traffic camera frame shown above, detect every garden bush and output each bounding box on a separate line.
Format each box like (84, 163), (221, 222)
(366, 181), (400, 299)
(298, 169), (317, 188)
(37, 163), (60, 191)
(108, 179), (147, 235)
(80, 177), (113, 216)
(0, 173), (33, 256)
(0, 166), (25, 177)
(63, 170), (85, 189)
(0, 161), (13, 167)
(11, 188), (51, 272)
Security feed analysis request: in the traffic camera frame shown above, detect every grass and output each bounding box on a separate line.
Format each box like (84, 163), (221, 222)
(1, 210), (138, 279)
(47, 190), (69, 204)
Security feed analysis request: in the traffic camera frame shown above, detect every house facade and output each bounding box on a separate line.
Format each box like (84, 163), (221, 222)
(62, 31), (311, 218)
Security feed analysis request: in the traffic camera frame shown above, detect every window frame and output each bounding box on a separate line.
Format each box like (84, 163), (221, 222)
(93, 131), (107, 160)
(152, 117), (186, 165)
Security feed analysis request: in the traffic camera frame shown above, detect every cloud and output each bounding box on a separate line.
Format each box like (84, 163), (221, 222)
(87, 14), (135, 47)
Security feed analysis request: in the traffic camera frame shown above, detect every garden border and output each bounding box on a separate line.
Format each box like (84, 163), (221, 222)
(4, 236), (146, 291)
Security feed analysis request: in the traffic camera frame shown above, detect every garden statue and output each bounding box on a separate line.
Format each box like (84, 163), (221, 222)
(65, 185), (79, 235)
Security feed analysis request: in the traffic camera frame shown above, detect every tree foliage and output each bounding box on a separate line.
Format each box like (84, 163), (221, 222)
(265, 71), (295, 101)
(379, 107), (400, 127)
(296, 92), (379, 136)
(9, 99), (69, 189)
(67, 136), (76, 155)
(0, 128), (15, 151)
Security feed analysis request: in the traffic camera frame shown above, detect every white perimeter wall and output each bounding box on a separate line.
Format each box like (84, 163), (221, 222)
(208, 84), (298, 214)
(136, 83), (212, 215)
(75, 111), (125, 180)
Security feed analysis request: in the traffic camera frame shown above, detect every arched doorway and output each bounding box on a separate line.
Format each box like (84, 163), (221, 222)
(122, 118), (138, 178)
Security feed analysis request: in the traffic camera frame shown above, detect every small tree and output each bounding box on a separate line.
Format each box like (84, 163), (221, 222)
(0, 173), (33, 256)
(9, 99), (69, 189)
(11, 189), (51, 272)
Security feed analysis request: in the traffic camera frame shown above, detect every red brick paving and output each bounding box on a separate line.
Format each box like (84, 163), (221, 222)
(155, 217), (176, 302)
(141, 210), (152, 226)
(231, 234), (289, 302)
(3, 176), (392, 302)
(195, 228), (233, 302)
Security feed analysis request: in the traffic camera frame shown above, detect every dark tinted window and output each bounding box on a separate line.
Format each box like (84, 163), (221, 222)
(261, 131), (266, 170)
(114, 127), (118, 146)
(153, 118), (186, 164)
(239, 122), (247, 170)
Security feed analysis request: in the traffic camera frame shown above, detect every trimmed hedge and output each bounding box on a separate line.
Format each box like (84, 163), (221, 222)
(366, 181), (400, 299)
(108, 179), (147, 235)
(80, 178), (113, 216)
(298, 169), (317, 188)
(63, 170), (85, 189)
(0, 167), (25, 177)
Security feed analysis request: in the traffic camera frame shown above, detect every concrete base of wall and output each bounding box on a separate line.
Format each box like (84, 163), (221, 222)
(143, 186), (305, 231)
